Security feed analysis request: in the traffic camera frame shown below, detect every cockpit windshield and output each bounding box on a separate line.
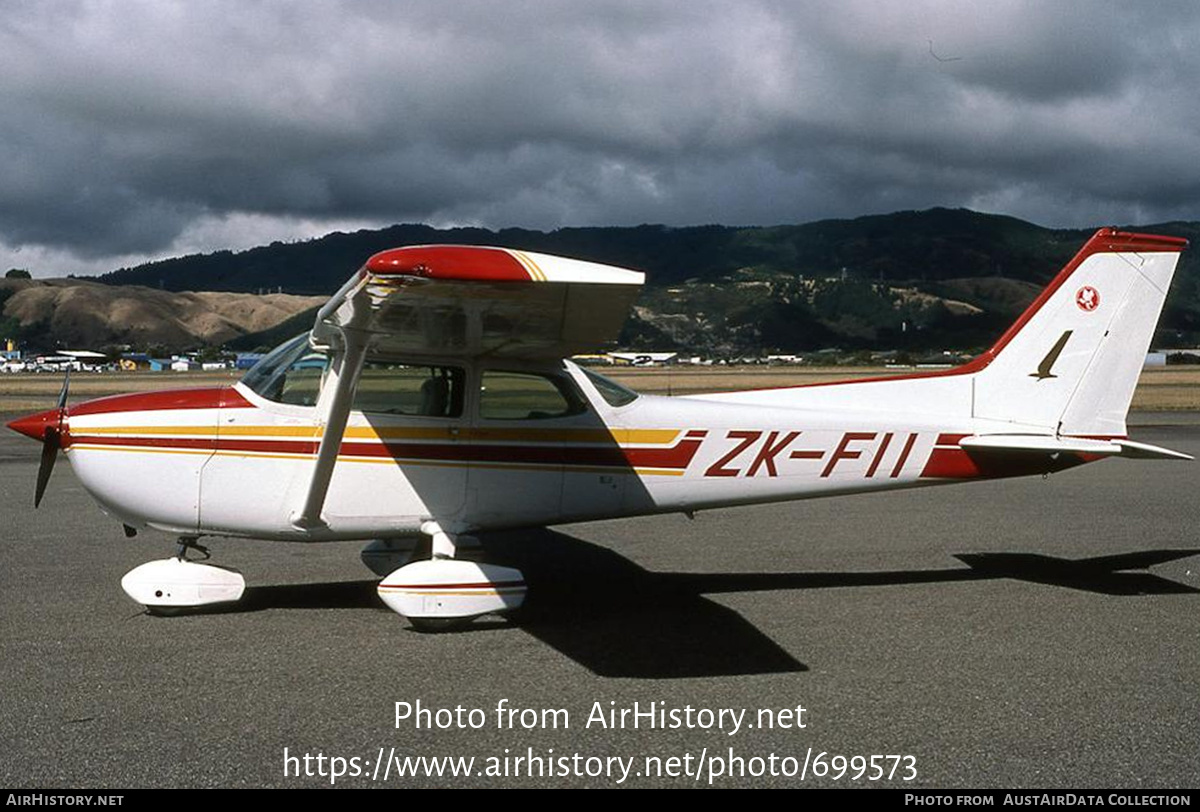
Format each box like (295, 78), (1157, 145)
(240, 333), (329, 406)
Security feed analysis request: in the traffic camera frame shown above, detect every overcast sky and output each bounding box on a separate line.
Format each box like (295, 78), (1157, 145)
(3, 0), (1200, 277)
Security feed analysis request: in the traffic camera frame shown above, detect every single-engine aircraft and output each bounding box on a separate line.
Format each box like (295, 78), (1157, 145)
(7, 230), (1193, 629)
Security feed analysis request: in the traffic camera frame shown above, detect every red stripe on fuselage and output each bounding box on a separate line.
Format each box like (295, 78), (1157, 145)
(65, 434), (705, 470)
(920, 445), (1094, 479)
(921, 448), (980, 478)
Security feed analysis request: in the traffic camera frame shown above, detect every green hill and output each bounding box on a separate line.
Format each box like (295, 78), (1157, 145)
(94, 208), (1200, 354)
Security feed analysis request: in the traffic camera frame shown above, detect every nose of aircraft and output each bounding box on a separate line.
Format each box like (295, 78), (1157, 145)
(7, 408), (63, 442)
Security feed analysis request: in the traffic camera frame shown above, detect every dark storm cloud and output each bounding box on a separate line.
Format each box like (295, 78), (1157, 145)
(3, 0), (1200, 274)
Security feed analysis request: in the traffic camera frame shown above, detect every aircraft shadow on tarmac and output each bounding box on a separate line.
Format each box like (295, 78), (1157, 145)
(227, 530), (1198, 680)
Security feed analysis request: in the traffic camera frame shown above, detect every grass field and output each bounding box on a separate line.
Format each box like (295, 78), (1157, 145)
(3, 365), (1199, 414)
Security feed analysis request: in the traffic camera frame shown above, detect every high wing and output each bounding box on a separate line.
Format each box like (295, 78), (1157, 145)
(312, 245), (645, 359)
(293, 245), (645, 529)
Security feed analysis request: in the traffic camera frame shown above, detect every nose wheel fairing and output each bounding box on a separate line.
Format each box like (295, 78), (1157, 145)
(120, 557), (246, 613)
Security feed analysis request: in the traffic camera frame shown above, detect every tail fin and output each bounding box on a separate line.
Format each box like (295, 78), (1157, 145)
(971, 229), (1186, 437)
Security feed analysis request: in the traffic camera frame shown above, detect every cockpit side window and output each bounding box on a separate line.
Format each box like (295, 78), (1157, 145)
(354, 362), (464, 418)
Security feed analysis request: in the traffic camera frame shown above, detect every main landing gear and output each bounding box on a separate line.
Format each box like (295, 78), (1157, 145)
(119, 537), (245, 615)
(118, 524), (526, 630)
(373, 521), (527, 632)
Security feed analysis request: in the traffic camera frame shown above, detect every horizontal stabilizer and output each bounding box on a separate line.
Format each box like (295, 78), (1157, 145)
(1112, 439), (1194, 461)
(960, 434), (1193, 461)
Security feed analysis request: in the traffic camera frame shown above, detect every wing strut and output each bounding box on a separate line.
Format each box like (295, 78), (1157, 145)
(290, 327), (370, 529)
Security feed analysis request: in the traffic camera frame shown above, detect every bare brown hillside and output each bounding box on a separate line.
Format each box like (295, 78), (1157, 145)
(1, 278), (324, 349)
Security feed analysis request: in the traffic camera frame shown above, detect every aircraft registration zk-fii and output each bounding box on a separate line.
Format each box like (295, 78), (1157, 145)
(7, 229), (1192, 629)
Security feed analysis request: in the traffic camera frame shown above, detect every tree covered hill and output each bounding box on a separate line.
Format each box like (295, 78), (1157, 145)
(86, 208), (1200, 353)
(98, 208), (1078, 292)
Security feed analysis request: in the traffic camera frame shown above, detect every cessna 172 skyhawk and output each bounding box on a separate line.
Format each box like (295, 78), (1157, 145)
(7, 230), (1193, 629)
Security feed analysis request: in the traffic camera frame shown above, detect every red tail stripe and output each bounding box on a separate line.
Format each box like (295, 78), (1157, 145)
(731, 229), (1188, 393)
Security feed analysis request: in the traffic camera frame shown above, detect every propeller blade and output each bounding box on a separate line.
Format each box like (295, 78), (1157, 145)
(57, 368), (71, 409)
(34, 426), (60, 508)
(31, 369), (70, 507)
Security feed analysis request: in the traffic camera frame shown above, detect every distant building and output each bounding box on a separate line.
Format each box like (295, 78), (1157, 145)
(235, 353), (266, 370)
(1152, 349), (1200, 365)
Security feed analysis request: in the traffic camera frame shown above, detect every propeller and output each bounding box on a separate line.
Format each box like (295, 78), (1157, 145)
(33, 369), (70, 508)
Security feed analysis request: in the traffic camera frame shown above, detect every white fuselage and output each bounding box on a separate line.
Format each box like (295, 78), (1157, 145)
(59, 359), (1084, 542)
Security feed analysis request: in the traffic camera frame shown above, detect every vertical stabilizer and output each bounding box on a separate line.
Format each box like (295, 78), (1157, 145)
(970, 229), (1186, 437)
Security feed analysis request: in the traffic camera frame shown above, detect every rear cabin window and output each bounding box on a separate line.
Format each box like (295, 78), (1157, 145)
(580, 367), (639, 408)
(479, 371), (586, 420)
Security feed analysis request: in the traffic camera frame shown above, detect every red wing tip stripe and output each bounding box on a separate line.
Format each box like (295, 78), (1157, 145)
(684, 430), (708, 439)
(364, 245), (532, 282)
(935, 433), (970, 447)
